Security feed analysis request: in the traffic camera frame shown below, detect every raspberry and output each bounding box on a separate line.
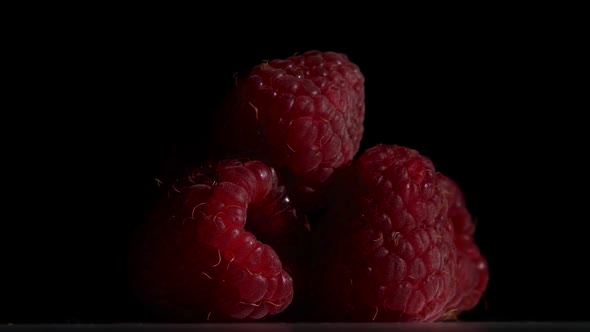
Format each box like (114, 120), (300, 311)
(214, 50), (365, 212)
(128, 159), (310, 321)
(438, 174), (489, 314)
(312, 144), (458, 322)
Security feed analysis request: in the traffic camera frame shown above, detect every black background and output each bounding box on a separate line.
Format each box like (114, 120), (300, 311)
(3, 9), (587, 324)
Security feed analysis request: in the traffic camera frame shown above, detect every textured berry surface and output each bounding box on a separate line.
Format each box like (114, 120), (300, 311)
(438, 174), (489, 314)
(312, 144), (458, 322)
(128, 159), (310, 321)
(214, 50), (365, 212)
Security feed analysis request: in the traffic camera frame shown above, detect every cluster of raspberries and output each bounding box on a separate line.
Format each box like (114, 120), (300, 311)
(128, 50), (489, 322)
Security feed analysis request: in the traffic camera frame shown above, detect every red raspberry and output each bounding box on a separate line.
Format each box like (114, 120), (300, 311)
(312, 144), (457, 322)
(128, 159), (310, 321)
(214, 50), (365, 212)
(438, 174), (489, 315)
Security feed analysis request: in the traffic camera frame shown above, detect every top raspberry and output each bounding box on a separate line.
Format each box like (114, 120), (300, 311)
(214, 50), (365, 211)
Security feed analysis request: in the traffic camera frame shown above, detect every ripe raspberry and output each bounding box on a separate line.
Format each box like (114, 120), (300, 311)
(438, 174), (489, 314)
(214, 50), (365, 212)
(128, 159), (310, 321)
(312, 144), (457, 322)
